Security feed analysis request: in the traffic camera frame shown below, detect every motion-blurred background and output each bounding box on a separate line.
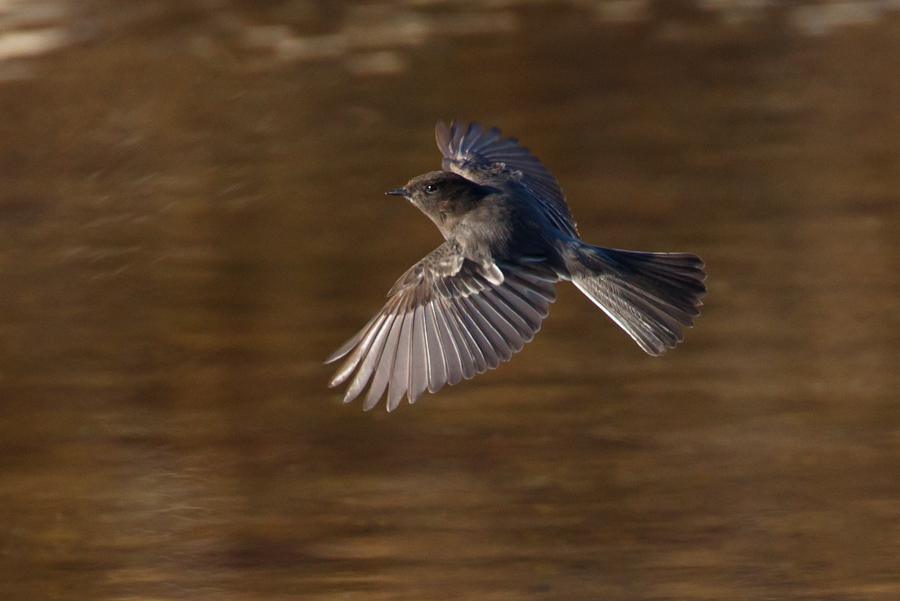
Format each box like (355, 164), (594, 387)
(1, 1), (898, 599)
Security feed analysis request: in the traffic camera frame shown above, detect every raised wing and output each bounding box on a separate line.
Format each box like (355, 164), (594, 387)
(436, 119), (579, 238)
(325, 239), (558, 411)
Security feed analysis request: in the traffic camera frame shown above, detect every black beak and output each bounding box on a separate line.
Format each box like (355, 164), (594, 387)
(385, 187), (408, 197)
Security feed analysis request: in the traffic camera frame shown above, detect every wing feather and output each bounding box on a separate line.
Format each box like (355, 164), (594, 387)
(364, 303), (405, 410)
(443, 296), (480, 379)
(458, 295), (512, 363)
(387, 309), (414, 411)
(408, 305), (429, 403)
(447, 295), (489, 375)
(434, 297), (465, 386)
(423, 302), (448, 392)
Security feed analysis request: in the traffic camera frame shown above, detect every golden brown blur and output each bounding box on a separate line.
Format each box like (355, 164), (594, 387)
(1, 1), (899, 599)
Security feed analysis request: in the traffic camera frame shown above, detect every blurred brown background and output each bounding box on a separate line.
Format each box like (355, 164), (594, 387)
(1, 1), (899, 599)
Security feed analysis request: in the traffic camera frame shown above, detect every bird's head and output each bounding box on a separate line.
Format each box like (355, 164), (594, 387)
(386, 171), (488, 236)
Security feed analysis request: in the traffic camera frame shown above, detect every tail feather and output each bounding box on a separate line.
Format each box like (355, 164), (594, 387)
(570, 246), (707, 355)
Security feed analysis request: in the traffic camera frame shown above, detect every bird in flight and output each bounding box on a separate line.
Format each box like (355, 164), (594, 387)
(326, 120), (706, 411)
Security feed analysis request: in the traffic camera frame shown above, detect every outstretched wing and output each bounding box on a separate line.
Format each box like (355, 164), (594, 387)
(436, 119), (579, 238)
(325, 239), (558, 411)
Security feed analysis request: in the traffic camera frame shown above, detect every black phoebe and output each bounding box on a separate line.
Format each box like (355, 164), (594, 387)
(326, 120), (706, 411)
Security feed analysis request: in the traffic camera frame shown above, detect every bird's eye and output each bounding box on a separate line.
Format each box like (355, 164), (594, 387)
(424, 183), (438, 194)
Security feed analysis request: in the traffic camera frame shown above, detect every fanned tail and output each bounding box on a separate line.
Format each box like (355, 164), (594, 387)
(568, 245), (707, 355)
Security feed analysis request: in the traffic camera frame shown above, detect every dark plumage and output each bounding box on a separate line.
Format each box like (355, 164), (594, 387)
(326, 120), (707, 411)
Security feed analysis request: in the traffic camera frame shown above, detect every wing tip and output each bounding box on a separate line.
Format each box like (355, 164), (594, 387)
(435, 119), (451, 151)
(323, 350), (344, 365)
